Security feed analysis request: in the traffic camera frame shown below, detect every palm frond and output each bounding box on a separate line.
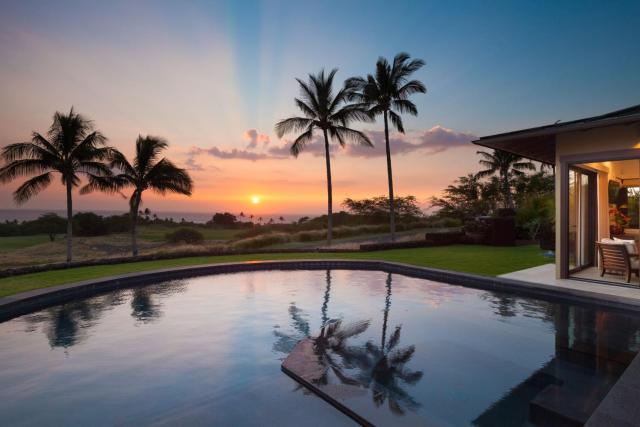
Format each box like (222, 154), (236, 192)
(80, 174), (127, 196)
(388, 110), (405, 133)
(110, 149), (136, 177)
(331, 126), (372, 147)
(0, 159), (54, 182)
(295, 77), (321, 113)
(70, 131), (108, 159)
(290, 127), (315, 157)
(294, 98), (317, 119)
(386, 326), (401, 351)
(397, 80), (427, 98)
(275, 117), (313, 138)
(13, 172), (52, 204)
(391, 99), (418, 116)
(1, 140), (59, 163)
(135, 136), (169, 174)
(145, 158), (193, 196)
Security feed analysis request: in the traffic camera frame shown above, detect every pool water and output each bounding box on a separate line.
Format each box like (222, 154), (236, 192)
(1, 269), (639, 426)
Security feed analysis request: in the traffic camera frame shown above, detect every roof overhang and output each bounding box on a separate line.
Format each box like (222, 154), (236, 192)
(473, 105), (640, 166)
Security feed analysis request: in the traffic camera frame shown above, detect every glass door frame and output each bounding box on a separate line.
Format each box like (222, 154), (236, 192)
(566, 165), (597, 275)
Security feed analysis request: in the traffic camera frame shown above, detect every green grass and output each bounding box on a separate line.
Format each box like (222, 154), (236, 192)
(0, 245), (551, 298)
(0, 235), (52, 252)
(137, 225), (242, 242)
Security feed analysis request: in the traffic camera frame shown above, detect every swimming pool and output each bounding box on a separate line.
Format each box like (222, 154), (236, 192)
(1, 268), (639, 426)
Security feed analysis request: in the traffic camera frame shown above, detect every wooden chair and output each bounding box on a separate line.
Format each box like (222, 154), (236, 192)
(596, 242), (639, 283)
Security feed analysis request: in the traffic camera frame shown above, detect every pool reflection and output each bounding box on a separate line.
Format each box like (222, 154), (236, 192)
(22, 280), (187, 349)
(3, 269), (640, 426)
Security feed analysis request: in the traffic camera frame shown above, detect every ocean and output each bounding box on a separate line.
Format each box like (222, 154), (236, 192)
(0, 209), (308, 224)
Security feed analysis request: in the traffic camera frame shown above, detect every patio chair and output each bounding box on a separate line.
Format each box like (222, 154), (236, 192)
(596, 242), (639, 283)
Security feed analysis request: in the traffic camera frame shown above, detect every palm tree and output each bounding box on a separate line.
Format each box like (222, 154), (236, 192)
(0, 108), (114, 262)
(275, 69), (373, 246)
(82, 135), (193, 256)
(348, 53), (426, 240)
(476, 149), (536, 209)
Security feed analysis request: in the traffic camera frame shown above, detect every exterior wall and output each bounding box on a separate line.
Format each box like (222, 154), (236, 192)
(555, 123), (640, 279)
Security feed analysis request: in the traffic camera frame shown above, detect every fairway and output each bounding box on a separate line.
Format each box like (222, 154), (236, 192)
(0, 235), (52, 252)
(0, 245), (552, 298)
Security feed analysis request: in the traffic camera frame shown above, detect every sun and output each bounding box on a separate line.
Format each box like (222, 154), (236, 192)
(251, 195), (261, 205)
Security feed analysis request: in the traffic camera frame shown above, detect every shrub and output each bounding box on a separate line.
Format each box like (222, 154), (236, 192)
(165, 228), (205, 244)
(73, 212), (107, 236)
(295, 229), (326, 242)
(231, 233), (290, 250)
(429, 217), (463, 228)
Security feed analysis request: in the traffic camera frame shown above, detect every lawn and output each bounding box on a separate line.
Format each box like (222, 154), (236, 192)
(0, 235), (52, 252)
(137, 225), (242, 242)
(0, 245), (551, 298)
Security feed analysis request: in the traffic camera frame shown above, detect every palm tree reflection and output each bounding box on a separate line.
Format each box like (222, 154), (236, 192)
(131, 281), (187, 323)
(276, 271), (423, 415)
(359, 273), (423, 415)
(22, 292), (125, 349)
(22, 280), (187, 349)
(312, 318), (371, 387)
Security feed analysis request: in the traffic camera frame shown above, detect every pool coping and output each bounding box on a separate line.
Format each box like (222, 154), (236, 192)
(1, 258), (639, 426)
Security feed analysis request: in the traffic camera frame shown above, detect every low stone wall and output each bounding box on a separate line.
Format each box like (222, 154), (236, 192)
(0, 247), (361, 279)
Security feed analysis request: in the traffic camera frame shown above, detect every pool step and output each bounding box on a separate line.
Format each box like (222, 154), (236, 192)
(529, 385), (595, 427)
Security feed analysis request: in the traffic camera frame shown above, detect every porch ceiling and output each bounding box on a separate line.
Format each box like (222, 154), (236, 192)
(473, 104), (640, 166)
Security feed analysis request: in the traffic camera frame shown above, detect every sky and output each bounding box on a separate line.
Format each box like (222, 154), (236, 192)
(1, 0), (639, 217)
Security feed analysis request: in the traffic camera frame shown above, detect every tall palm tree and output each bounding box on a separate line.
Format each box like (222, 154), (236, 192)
(275, 69), (373, 246)
(0, 108), (114, 262)
(348, 53), (426, 240)
(82, 136), (193, 256)
(476, 149), (536, 209)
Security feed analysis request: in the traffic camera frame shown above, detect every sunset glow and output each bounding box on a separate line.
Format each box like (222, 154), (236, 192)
(0, 2), (638, 218)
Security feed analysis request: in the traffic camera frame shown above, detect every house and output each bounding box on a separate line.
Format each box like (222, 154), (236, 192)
(474, 105), (640, 284)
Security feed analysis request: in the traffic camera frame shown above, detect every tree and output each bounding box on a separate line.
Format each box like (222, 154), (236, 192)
(430, 174), (492, 219)
(476, 150), (536, 209)
(209, 212), (237, 227)
(82, 135), (192, 256)
(0, 108), (114, 262)
(275, 69), (373, 246)
(343, 195), (423, 222)
(348, 53), (426, 240)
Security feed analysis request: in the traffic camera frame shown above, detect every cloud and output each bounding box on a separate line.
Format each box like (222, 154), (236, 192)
(184, 156), (205, 171)
(186, 126), (476, 163)
(243, 129), (271, 149)
(346, 126), (476, 158)
(188, 146), (288, 162)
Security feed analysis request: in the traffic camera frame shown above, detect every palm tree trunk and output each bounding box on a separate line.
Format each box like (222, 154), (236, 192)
(321, 270), (331, 329)
(502, 172), (513, 209)
(323, 128), (333, 246)
(381, 273), (392, 348)
(383, 111), (396, 241)
(65, 181), (73, 263)
(130, 192), (141, 257)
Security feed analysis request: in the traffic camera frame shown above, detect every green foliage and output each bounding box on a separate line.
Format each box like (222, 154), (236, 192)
(516, 195), (555, 240)
(207, 212), (238, 227)
(342, 195), (423, 221)
(476, 149), (537, 209)
(165, 228), (205, 245)
(73, 212), (107, 237)
(231, 233), (290, 250)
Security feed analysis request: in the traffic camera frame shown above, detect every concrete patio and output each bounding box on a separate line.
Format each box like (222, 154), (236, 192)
(500, 263), (640, 306)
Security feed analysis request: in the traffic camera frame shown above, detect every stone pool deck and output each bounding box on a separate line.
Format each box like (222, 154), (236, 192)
(500, 263), (640, 307)
(2, 259), (640, 426)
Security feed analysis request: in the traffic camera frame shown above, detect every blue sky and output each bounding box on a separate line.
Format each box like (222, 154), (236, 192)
(1, 0), (639, 213)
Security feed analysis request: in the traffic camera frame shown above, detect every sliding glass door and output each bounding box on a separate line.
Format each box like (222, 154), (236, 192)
(568, 168), (596, 272)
